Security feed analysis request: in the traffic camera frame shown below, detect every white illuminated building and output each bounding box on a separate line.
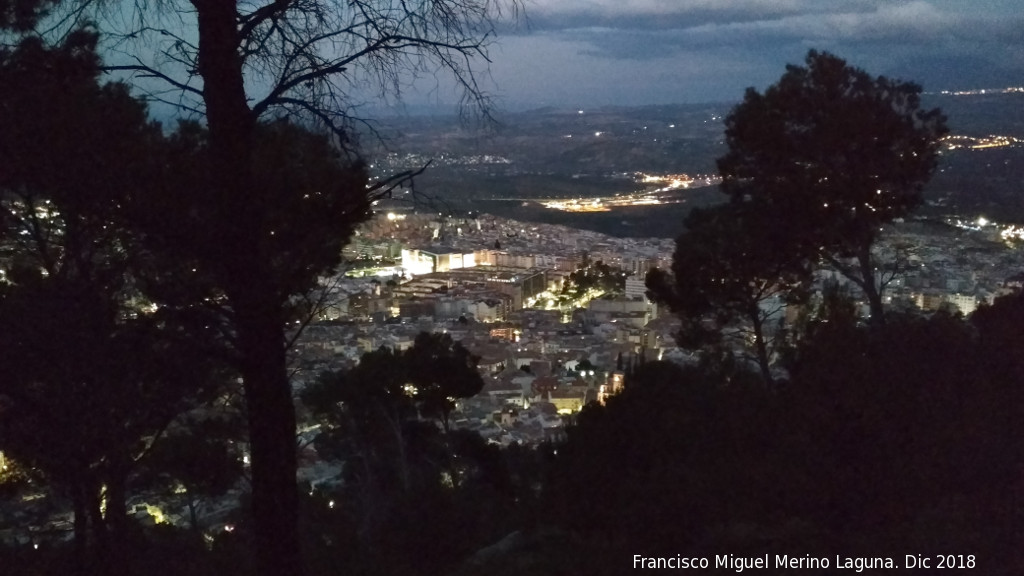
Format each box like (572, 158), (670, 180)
(401, 247), (478, 276)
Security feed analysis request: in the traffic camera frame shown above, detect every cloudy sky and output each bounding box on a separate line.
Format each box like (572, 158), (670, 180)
(466, 0), (1024, 108)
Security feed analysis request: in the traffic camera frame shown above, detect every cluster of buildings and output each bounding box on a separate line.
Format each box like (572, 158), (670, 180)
(300, 213), (1024, 431)
(332, 210), (671, 324)
(289, 205), (683, 445)
(869, 220), (1024, 315)
(7, 208), (1024, 544)
(290, 307), (645, 445)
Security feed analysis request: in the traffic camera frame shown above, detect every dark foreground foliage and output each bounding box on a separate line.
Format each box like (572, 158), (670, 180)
(5, 295), (1022, 576)
(536, 295), (1023, 576)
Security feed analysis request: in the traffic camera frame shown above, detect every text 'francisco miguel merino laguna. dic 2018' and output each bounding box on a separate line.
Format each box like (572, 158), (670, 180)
(632, 554), (907, 572)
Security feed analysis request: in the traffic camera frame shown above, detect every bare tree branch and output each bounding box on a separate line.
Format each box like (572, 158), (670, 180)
(238, 0), (292, 41)
(104, 62), (204, 97)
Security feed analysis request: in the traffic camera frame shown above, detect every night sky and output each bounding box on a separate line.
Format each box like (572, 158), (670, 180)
(95, 0), (1024, 116)
(463, 0), (1024, 108)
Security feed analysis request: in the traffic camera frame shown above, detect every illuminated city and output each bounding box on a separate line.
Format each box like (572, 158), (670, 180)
(539, 173), (721, 212)
(2, 3), (1024, 566)
(942, 134), (1021, 150)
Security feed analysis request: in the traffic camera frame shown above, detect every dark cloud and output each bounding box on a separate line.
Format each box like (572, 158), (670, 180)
(521, 0), (884, 33)
(561, 2), (1022, 61)
(480, 1), (1024, 106)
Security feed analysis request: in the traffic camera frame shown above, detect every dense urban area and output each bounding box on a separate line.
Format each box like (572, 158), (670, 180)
(1, 2), (1023, 569)
(5, 185), (1024, 541)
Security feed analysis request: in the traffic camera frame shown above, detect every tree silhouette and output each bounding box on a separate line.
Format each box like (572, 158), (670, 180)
(53, 2), (524, 571)
(783, 310), (1020, 566)
(540, 309), (1023, 573)
(647, 203), (810, 384)
(0, 31), (227, 570)
(405, 332), (484, 433)
(562, 259), (625, 300)
(303, 345), (415, 502)
(302, 335), (505, 575)
(546, 360), (783, 559)
(717, 50), (947, 324)
(0, 31), (164, 281)
(0, 283), (197, 564)
(0, 0), (53, 31)
(117, 116), (376, 576)
(140, 416), (246, 533)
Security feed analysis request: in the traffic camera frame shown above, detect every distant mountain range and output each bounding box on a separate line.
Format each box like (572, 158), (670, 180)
(366, 91), (1024, 238)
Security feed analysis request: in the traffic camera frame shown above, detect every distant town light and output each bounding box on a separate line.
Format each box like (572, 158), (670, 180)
(977, 216), (989, 227)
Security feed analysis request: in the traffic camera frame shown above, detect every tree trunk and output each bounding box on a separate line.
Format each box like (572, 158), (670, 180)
(87, 485), (109, 569)
(235, 298), (302, 576)
(750, 309), (774, 386)
(103, 458), (129, 540)
(187, 495), (200, 533)
(857, 247), (886, 326)
(71, 482), (89, 573)
(440, 409), (451, 435)
(192, 2), (303, 575)
(383, 410), (410, 493)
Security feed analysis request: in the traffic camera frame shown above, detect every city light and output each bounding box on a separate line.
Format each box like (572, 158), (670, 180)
(1001, 225), (1024, 242)
(942, 134), (1020, 150)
